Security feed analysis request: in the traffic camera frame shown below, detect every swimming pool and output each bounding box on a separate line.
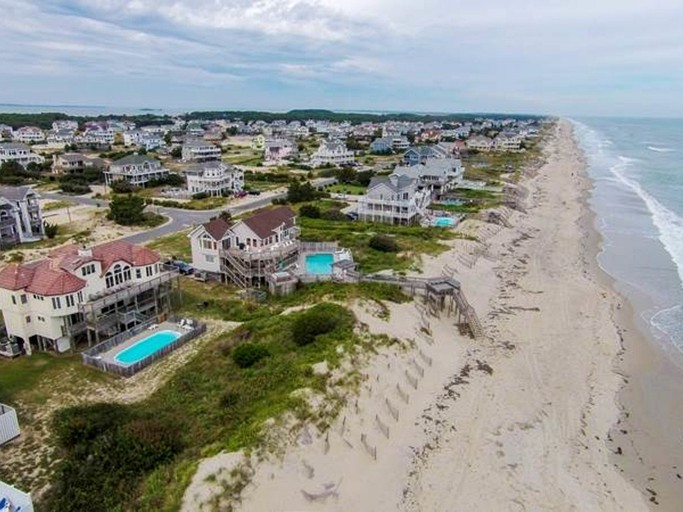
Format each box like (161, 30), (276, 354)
(434, 217), (455, 227)
(305, 253), (334, 275)
(115, 330), (182, 365)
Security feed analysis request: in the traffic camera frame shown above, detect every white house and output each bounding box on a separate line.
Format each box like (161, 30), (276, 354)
(0, 240), (179, 353)
(13, 126), (45, 143)
(80, 128), (115, 145)
(466, 135), (494, 152)
(184, 161), (244, 197)
(357, 173), (431, 225)
(493, 132), (523, 151)
(0, 142), (44, 167)
(310, 139), (355, 167)
(181, 139), (221, 162)
(52, 120), (79, 132)
(123, 130), (164, 150)
(105, 154), (169, 187)
(52, 153), (105, 174)
(0, 186), (44, 248)
(393, 159), (464, 198)
(189, 206), (299, 287)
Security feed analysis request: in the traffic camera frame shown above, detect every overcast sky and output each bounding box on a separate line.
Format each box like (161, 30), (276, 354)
(1, 0), (682, 116)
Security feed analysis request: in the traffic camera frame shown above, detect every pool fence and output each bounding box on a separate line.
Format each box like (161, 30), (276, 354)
(81, 319), (206, 377)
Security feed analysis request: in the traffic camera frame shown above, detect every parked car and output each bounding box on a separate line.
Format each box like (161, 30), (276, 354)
(167, 259), (194, 275)
(234, 191), (248, 198)
(247, 190), (262, 196)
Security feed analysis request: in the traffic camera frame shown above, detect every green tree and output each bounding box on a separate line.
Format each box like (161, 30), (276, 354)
(170, 146), (182, 158)
(108, 195), (146, 225)
(43, 222), (59, 239)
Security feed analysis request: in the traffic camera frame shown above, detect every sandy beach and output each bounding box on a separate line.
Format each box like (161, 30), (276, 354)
(182, 121), (656, 511)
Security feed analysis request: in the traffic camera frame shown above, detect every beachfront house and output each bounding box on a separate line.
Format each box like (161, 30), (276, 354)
(189, 206), (299, 287)
(402, 143), (455, 166)
(393, 159), (464, 199)
(184, 161), (244, 197)
(0, 240), (180, 353)
(181, 139), (222, 162)
(466, 135), (494, 152)
(310, 139), (355, 167)
(0, 186), (44, 249)
(357, 173), (431, 225)
(493, 132), (523, 152)
(0, 142), (44, 168)
(104, 154), (169, 187)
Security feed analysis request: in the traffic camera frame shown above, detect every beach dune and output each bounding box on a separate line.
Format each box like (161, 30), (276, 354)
(185, 121), (649, 511)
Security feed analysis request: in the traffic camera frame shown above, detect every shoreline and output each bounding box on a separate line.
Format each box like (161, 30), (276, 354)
(576, 120), (683, 510)
(184, 120), (656, 511)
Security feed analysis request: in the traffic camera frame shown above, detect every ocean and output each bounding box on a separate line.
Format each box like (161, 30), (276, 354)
(573, 118), (683, 361)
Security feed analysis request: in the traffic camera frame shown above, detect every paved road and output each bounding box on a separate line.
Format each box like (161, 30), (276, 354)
(40, 177), (336, 245)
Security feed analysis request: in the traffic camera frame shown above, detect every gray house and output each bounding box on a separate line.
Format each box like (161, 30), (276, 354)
(0, 186), (44, 249)
(394, 159), (464, 199)
(104, 154), (169, 187)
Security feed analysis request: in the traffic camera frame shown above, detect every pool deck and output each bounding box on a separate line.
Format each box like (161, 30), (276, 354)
(97, 321), (183, 368)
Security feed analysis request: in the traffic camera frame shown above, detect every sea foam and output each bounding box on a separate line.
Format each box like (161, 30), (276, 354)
(609, 157), (683, 291)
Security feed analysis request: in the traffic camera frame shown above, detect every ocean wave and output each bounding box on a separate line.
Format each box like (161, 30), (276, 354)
(609, 158), (683, 291)
(648, 146), (675, 153)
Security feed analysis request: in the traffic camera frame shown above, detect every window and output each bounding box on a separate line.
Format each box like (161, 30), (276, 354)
(105, 264), (132, 288)
(205, 255), (215, 263)
(145, 266), (153, 277)
(136, 269), (142, 279)
(201, 237), (215, 250)
(52, 297), (61, 309)
(25, 316), (31, 323)
(38, 316), (45, 322)
(78, 291), (83, 302)
(20, 294), (27, 304)
(66, 295), (75, 307)
(81, 264), (96, 276)
(11, 296), (16, 305)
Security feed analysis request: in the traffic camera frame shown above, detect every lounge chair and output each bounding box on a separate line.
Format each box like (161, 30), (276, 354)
(147, 323), (158, 331)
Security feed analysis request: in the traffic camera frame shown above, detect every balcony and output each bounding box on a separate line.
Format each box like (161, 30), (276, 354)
(221, 239), (299, 263)
(79, 269), (179, 313)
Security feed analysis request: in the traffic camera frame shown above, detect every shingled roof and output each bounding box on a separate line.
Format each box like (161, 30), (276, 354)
(241, 206), (296, 239)
(202, 217), (231, 240)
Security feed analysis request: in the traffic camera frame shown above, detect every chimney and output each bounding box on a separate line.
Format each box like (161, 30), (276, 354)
(78, 246), (93, 258)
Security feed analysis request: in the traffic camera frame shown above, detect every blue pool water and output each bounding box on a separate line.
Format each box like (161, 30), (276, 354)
(434, 217), (455, 227)
(115, 330), (182, 365)
(305, 253), (334, 275)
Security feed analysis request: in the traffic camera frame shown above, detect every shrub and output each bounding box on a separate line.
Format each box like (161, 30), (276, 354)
(321, 208), (346, 222)
(43, 222), (59, 239)
(110, 180), (136, 194)
(232, 343), (270, 368)
(292, 303), (349, 346)
(299, 204), (321, 219)
(369, 234), (399, 253)
(52, 403), (131, 449)
(192, 192), (210, 200)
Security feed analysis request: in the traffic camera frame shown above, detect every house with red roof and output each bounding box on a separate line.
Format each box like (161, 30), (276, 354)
(0, 240), (179, 354)
(189, 206), (299, 288)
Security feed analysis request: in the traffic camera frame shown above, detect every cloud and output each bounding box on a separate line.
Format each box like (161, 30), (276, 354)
(0, 0), (682, 115)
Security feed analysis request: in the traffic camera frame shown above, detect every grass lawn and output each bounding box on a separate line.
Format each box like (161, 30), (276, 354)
(0, 353), (83, 405)
(42, 200), (77, 212)
(146, 230), (192, 261)
(298, 215), (459, 273)
(327, 183), (367, 195)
